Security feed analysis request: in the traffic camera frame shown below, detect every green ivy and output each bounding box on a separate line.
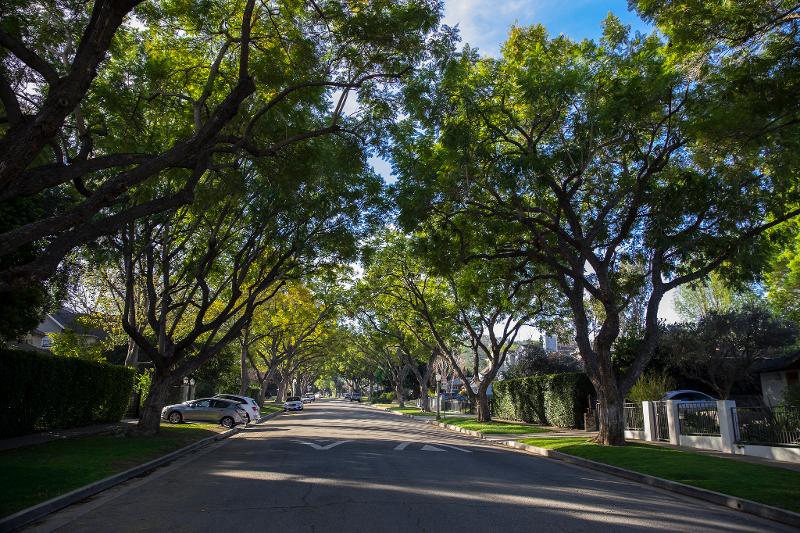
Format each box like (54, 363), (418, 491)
(492, 373), (593, 428)
(0, 349), (135, 437)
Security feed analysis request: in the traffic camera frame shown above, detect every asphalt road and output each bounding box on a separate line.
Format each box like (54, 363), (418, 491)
(27, 399), (791, 533)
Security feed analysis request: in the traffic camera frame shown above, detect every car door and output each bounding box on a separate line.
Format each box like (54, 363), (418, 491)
(209, 400), (232, 422)
(189, 399), (212, 422)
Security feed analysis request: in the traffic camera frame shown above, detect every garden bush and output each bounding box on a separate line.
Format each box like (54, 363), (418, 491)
(370, 391), (395, 403)
(0, 349), (135, 437)
(492, 373), (593, 428)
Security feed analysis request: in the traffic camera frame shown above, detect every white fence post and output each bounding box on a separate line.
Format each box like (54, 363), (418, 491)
(642, 401), (656, 442)
(666, 400), (681, 446)
(717, 400), (737, 454)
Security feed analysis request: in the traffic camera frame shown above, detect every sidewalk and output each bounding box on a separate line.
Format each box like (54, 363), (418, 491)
(0, 419), (139, 452)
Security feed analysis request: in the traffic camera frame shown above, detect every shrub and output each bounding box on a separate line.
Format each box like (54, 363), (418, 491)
(0, 349), (135, 437)
(784, 383), (800, 409)
(370, 391), (395, 404)
(493, 373), (593, 428)
(627, 370), (676, 403)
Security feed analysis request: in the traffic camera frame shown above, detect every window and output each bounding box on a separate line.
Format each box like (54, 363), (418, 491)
(211, 400), (232, 408)
(193, 400), (210, 408)
(41, 336), (53, 349)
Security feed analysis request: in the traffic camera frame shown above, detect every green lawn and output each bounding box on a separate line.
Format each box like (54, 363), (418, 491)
(441, 417), (551, 435)
(0, 423), (221, 518)
(520, 437), (800, 513)
(390, 407), (436, 416)
(260, 404), (283, 416)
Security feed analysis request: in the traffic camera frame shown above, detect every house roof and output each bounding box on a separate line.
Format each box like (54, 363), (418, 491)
(753, 352), (800, 374)
(49, 308), (108, 339)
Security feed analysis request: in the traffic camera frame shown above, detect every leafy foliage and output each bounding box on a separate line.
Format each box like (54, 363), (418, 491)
(627, 370), (676, 403)
(492, 373), (593, 428)
(0, 349), (134, 437)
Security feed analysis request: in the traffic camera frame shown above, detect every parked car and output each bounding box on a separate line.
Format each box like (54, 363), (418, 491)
(284, 396), (304, 411)
(301, 394), (315, 403)
(349, 391), (362, 402)
(343, 392), (351, 400)
(662, 390), (717, 403)
(214, 394), (261, 423)
(162, 398), (247, 428)
(439, 392), (468, 402)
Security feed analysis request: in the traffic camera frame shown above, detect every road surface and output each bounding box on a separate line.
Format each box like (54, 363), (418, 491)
(27, 399), (791, 532)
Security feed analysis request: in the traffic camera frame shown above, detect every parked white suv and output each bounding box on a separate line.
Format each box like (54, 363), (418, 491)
(214, 394), (261, 423)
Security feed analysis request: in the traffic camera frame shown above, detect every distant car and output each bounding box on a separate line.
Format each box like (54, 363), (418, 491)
(301, 394), (314, 403)
(214, 394), (261, 423)
(348, 392), (361, 402)
(662, 390), (717, 403)
(440, 392), (468, 402)
(162, 398), (247, 428)
(284, 396), (304, 411)
(343, 392), (351, 400)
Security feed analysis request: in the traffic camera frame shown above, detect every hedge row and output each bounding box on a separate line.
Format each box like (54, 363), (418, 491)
(0, 349), (135, 437)
(492, 372), (593, 428)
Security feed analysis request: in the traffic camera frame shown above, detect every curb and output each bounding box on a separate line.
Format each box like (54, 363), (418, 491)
(0, 412), (282, 533)
(500, 440), (800, 529)
(369, 404), (800, 529)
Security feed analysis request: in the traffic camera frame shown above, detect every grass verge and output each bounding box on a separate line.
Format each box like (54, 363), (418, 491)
(0, 423), (223, 518)
(441, 417), (551, 435)
(260, 404), (283, 416)
(519, 437), (800, 513)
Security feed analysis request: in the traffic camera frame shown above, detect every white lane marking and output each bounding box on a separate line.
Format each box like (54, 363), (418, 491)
(394, 442), (411, 450)
(421, 444), (445, 452)
(438, 443), (471, 453)
(294, 440), (351, 450)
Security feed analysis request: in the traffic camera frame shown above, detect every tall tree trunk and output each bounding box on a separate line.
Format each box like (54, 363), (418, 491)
(137, 374), (174, 435)
(595, 385), (626, 446)
(476, 388), (491, 422)
(239, 332), (250, 395)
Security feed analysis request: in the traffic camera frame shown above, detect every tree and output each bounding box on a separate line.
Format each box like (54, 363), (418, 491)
(245, 282), (340, 404)
(661, 305), (798, 399)
(392, 19), (800, 444)
(359, 232), (557, 421)
(766, 219), (800, 324)
(0, 0), (443, 293)
(122, 130), (380, 434)
(503, 342), (581, 380)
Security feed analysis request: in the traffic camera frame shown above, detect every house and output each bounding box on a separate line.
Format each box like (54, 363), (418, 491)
(17, 308), (107, 351)
(754, 352), (800, 407)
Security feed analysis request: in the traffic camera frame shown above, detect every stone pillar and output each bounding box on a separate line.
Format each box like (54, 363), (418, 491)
(717, 400), (737, 454)
(666, 400), (681, 446)
(642, 401), (656, 442)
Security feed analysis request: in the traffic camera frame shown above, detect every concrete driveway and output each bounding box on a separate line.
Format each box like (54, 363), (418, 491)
(26, 399), (791, 532)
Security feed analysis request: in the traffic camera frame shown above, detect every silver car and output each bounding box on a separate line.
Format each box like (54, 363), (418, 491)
(162, 398), (247, 428)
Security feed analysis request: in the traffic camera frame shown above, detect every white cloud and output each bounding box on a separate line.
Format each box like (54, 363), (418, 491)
(443, 0), (536, 56)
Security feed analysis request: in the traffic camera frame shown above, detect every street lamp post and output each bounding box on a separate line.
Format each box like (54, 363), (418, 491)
(435, 373), (441, 420)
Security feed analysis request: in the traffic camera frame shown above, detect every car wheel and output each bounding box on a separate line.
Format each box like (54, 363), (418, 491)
(168, 411), (182, 424)
(220, 416), (235, 429)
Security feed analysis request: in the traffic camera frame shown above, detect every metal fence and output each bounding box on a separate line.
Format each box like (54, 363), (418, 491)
(679, 402), (720, 436)
(624, 403), (644, 431)
(732, 405), (800, 447)
(443, 399), (476, 415)
(654, 401), (669, 441)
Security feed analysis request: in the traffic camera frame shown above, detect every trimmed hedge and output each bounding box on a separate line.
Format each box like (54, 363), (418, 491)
(0, 349), (135, 438)
(492, 372), (593, 428)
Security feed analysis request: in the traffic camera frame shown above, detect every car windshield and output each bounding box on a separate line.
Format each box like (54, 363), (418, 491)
(287, 397), (301, 402)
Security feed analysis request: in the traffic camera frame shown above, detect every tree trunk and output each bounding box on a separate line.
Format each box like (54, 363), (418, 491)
(395, 380), (405, 408)
(476, 389), (491, 422)
(239, 340), (250, 395)
(137, 374), (173, 435)
(595, 383), (626, 446)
